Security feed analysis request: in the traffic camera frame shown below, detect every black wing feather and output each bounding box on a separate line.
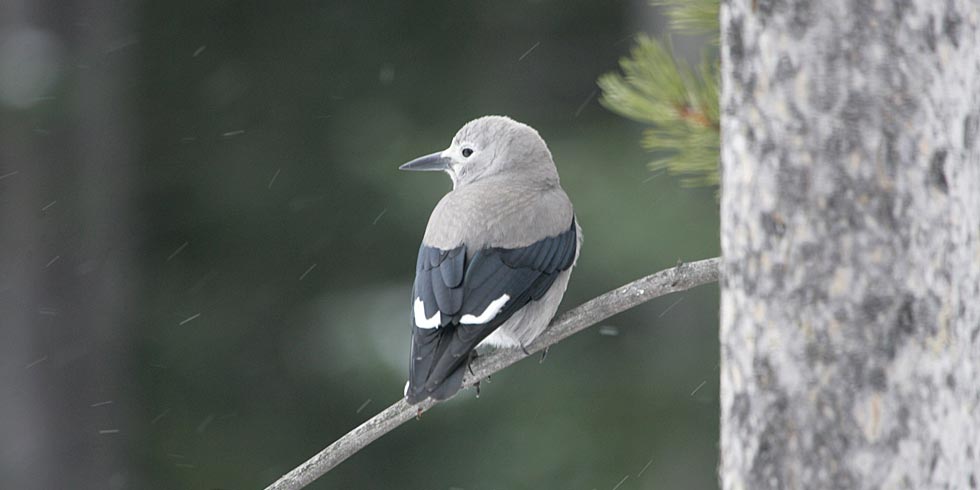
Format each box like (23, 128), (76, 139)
(529, 272), (556, 301)
(531, 235), (558, 270)
(462, 251), (501, 291)
(416, 268), (438, 319)
(430, 268), (455, 322)
(554, 230), (577, 270)
(407, 322), (441, 395)
(406, 218), (577, 404)
(440, 247), (465, 288)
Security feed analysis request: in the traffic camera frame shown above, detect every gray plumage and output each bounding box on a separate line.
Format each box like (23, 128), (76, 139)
(399, 115), (581, 404)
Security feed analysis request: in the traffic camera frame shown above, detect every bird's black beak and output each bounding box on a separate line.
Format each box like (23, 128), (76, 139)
(399, 152), (451, 172)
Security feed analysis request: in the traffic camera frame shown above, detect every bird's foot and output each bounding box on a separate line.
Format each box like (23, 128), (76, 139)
(467, 351), (479, 376)
(671, 259), (686, 286)
(539, 346), (550, 364)
(474, 380), (481, 399)
(415, 406), (424, 420)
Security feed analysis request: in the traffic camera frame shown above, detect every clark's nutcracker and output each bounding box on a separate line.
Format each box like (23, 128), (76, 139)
(399, 115), (581, 404)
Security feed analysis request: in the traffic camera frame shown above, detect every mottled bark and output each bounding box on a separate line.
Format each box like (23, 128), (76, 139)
(720, 1), (980, 489)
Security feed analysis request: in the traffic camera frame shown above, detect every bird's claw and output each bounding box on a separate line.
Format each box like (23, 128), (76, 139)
(467, 351), (478, 376)
(539, 346), (550, 363)
(671, 259), (686, 286)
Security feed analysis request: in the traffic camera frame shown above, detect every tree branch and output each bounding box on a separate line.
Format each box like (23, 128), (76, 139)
(264, 257), (721, 490)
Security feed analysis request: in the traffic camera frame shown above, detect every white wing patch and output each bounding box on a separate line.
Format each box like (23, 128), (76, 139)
(413, 297), (441, 329)
(461, 294), (510, 325)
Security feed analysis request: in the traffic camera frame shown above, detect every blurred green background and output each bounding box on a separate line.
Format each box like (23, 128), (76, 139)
(0, 1), (719, 488)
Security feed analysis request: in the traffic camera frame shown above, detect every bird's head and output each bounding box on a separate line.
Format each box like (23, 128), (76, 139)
(399, 115), (558, 189)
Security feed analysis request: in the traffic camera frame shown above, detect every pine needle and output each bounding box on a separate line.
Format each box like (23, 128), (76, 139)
(598, 33), (720, 188)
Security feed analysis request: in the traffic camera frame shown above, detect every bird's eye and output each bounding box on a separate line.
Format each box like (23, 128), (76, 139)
(461, 148), (474, 158)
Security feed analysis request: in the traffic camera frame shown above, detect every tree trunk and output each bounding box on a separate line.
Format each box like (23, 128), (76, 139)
(720, 1), (980, 489)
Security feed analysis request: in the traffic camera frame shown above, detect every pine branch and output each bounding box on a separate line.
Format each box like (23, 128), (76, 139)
(263, 257), (721, 490)
(598, 36), (720, 187)
(653, 0), (720, 38)
(598, 0), (720, 188)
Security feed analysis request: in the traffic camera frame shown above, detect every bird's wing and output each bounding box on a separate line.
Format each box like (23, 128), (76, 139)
(406, 218), (578, 403)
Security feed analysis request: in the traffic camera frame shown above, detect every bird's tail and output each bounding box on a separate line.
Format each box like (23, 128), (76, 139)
(405, 357), (468, 404)
(405, 325), (481, 404)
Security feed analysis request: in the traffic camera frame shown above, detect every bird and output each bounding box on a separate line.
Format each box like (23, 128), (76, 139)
(399, 115), (581, 404)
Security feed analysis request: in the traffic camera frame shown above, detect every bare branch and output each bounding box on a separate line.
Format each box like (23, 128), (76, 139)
(264, 256), (721, 490)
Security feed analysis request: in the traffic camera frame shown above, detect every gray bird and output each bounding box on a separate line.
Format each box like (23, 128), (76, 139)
(399, 115), (581, 404)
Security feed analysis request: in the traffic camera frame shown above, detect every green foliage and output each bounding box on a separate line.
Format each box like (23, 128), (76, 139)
(653, 0), (721, 38)
(598, 0), (720, 188)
